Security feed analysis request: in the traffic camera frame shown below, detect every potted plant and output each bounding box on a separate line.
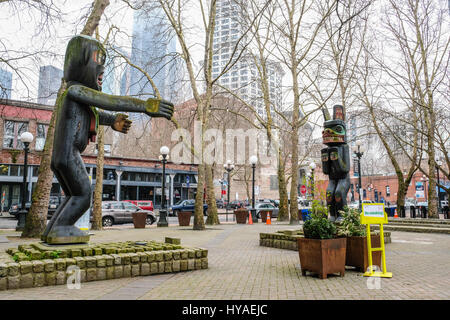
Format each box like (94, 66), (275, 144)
(336, 206), (381, 272)
(177, 211), (192, 226)
(298, 201), (346, 279)
(132, 211), (147, 228)
(234, 207), (248, 224)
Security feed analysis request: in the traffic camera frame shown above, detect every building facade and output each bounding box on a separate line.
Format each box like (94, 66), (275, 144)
(0, 68), (12, 100)
(0, 99), (198, 211)
(37, 65), (63, 106)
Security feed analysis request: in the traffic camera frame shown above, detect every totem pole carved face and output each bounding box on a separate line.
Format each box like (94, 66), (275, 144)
(322, 105), (347, 145)
(63, 35), (106, 91)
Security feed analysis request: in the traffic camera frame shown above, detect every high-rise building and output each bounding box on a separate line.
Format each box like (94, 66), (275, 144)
(212, 0), (284, 118)
(37, 65), (63, 105)
(125, 7), (179, 122)
(0, 68), (12, 100)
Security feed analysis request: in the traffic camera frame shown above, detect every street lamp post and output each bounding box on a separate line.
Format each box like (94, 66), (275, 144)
(249, 155), (258, 223)
(436, 160), (442, 215)
(157, 146), (170, 227)
(224, 160), (235, 222)
(16, 132), (34, 231)
(309, 161), (316, 199)
(352, 141), (365, 209)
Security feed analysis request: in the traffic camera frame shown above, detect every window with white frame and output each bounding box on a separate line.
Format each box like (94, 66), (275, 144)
(3, 120), (28, 149)
(35, 123), (48, 151)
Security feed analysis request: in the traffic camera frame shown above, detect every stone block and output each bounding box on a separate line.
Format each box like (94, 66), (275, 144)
(155, 252), (163, 262)
(195, 250), (202, 258)
(150, 262), (158, 274)
(30, 250), (42, 260)
(201, 258), (208, 269)
(172, 251), (180, 260)
(8, 263), (20, 276)
(111, 254), (121, 265)
(146, 252), (156, 262)
(86, 268), (97, 282)
(0, 263), (8, 278)
(65, 258), (76, 267)
(33, 273), (45, 287)
(188, 250), (195, 259)
(97, 268), (106, 281)
(123, 265), (131, 277)
(84, 256), (97, 268)
(56, 271), (66, 285)
(105, 255), (114, 267)
(70, 249), (81, 258)
(188, 259), (195, 271)
(163, 251), (173, 261)
(106, 267), (114, 280)
(119, 253), (131, 265)
(93, 248), (103, 256)
(31, 260), (44, 273)
(45, 272), (57, 286)
(137, 252), (147, 263)
(180, 260), (188, 271)
(19, 261), (33, 274)
(201, 249), (208, 258)
(82, 248), (93, 256)
(74, 257), (86, 269)
(103, 247), (116, 255)
(96, 256), (106, 268)
(180, 251), (188, 260)
(131, 264), (140, 277)
(129, 253), (140, 264)
(172, 260), (180, 272)
(43, 259), (56, 272)
(20, 273), (33, 288)
(164, 261), (172, 273)
(0, 277), (6, 291)
(7, 276), (20, 289)
(140, 263), (150, 276)
(114, 266), (123, 278)
(54, 258), (66, 271)
(158, 261), (165, 273)
(195, 259), (202, 270)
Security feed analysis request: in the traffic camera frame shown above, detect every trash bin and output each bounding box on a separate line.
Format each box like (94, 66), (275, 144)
(177, 211), (192, 226)
(444, 206), (449, 219)
(386, 207), (395, 217)
(301, 209), (311, 221)
(421, 206), (427, 218)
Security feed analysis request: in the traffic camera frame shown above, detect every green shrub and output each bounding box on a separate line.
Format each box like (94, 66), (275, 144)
(303, 200), (336, 239)
(336, 206), (366, 237)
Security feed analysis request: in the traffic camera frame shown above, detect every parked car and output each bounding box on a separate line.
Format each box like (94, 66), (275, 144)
(123, 200), (154, 211)
(98, 201), (156, 227)
(227, 200), (245, 210)
(254, 202), (279, 219)
(170, 199), (208, 216)
(257, 199), (278, 207)
(9, 195), (65, 219)
(298, 199), (312, 208)
(216, 199), (227, 209)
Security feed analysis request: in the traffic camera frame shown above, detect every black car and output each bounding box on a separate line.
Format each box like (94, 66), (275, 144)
(9, 195), (65, 219)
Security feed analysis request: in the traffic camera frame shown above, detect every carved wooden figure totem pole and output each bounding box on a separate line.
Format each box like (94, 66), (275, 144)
(42, 35), (174, 244)
(321, 105), (350, 222)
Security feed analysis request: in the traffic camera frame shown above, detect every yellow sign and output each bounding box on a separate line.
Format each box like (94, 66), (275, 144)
(360, 203), (392, 278)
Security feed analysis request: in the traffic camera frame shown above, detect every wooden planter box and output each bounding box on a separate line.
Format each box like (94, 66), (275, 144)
(346, 235), (381, 272)
(260, 211), (271, 223)
(177, 211), (192, 226)
(234, 208), (249, 224)
(297, 237), (347, 279)
(132, 211), (147, 228)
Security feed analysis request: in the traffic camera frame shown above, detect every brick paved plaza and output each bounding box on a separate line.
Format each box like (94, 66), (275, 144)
(0, 221), (449, 300)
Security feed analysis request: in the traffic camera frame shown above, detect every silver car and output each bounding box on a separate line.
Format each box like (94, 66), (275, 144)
(254, 203), (279, 219)
(99, 201), (156, 227)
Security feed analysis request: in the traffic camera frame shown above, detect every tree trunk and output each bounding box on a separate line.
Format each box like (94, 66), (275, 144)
(21, 80), (65, 238)
(193, 163), (206, 230)
(21, 0), (110, 238)
(205, 164), (219, 225)
(91, 125), (104, 230)
(277, 150), (289, 221)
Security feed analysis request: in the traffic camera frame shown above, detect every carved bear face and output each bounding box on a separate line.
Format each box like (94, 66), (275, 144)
(63, 35), (106, 91)
(322, 105), (347, 145)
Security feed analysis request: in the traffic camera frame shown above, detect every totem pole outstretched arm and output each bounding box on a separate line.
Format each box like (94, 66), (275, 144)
(67, 85), (174, 119)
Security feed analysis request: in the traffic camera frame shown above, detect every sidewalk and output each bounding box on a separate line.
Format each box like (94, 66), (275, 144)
(0, 221), (449, 300)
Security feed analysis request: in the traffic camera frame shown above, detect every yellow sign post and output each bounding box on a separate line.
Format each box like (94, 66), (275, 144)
(360, 203), (392, 278)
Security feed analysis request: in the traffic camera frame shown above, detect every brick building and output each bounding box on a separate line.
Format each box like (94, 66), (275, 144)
(0, 99), (198, 211)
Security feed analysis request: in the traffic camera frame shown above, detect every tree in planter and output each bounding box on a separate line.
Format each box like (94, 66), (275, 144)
(336, 206), (365, 237)
(302, 201), (336, 239)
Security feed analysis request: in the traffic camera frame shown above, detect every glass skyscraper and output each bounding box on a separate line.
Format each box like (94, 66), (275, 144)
(0, 68), (12, 100)
(37, 65), (63, 105)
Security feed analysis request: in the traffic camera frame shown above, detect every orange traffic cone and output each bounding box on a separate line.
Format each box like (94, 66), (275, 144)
(394, 209), (398, 218)
(266, 213), (271, 225)
(248, 211), (253, 225)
